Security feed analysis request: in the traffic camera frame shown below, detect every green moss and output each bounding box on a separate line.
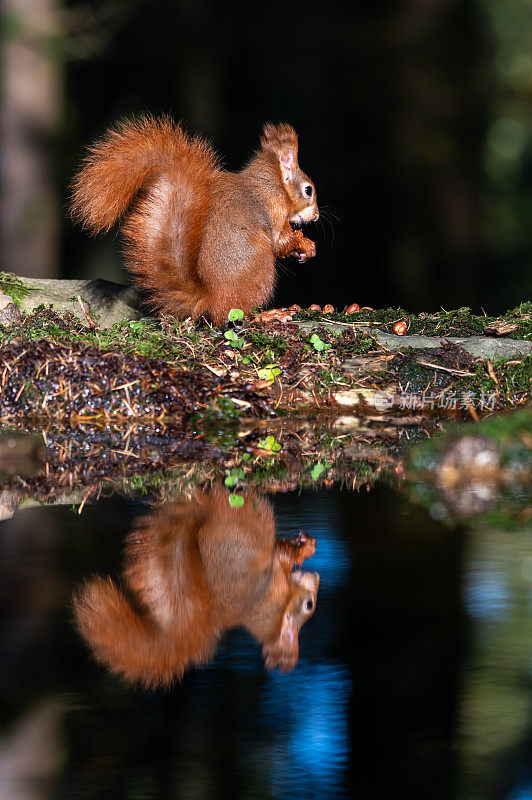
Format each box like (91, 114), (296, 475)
(0, 272), (33, 306)
(389, 349), (531, 406)
(294, 303), (532, 340)
(191, 397), (242, 449)
(471, 407), (532, 439)
(245, 329), (289, 356)
(117, 471), (165, 496)
(0, 308), (209, 363)
(200, 397), (242, 423)
(470, 354), (532, 398)
(389, 349), (452, 394)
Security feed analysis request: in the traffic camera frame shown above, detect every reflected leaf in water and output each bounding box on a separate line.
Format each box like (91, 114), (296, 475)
(73, 485), (319, 687)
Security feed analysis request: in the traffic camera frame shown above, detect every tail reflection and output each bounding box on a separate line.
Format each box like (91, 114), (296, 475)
(73, 486), (319, 687)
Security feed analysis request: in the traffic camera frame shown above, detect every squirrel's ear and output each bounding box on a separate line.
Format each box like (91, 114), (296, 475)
(261, 123), (299, 185)
(278, 147), (297, 185)
(280, 611), (297, 650)
(262, 610), (299, 672)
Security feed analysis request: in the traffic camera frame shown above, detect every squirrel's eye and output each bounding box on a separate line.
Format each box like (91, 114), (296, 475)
(305, 599), (314, 612)
(304, 184), (313, 197)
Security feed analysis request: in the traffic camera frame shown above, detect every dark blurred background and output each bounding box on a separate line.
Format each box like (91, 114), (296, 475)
(1, 0), (531, 313)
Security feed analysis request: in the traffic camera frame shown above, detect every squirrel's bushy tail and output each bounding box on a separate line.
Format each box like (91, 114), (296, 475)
(70, 115), (217, 233)
(73, 576), (218, 688)
(70, 116), (219, 319)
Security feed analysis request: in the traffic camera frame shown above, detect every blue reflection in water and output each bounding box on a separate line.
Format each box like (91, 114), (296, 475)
(463, 568), (509, 620)
(260, 662), (351, 799)
(508, 776), (532, 800)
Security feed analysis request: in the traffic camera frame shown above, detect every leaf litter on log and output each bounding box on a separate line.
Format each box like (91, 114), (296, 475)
(0, 339), (272, 422)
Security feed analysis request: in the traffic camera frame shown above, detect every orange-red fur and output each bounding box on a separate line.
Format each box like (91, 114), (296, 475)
(70, 116), (318, 323)
(73, 486), (319, 687)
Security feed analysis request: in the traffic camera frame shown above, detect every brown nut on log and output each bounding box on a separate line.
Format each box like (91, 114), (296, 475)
(323, 304), (335, 314)
(308, 304), (321, 312)
(345, 303), (360, 314)
(253, 308), (294, 324)
(393, 321), (407, 335)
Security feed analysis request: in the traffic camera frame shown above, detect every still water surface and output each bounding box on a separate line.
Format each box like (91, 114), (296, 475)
(0, 483), (531, 799)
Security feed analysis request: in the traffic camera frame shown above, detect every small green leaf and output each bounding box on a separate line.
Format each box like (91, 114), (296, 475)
(224, 329), (244, 348)
(310, 461), (328, 481)
(225, 466), (245, 487)
(229, 493), (245, 507)
(309, 333), (331, 352)
(241, 452), (251, 461)
(228, 308), (244, 322)
(257, 435), (282, 453)
(257, 364), (281, 381)
(242, 357), (250, 364)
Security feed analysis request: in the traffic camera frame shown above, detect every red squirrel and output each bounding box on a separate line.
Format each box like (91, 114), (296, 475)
(70, 116), (319, 323)
(73, 486), (319, 687)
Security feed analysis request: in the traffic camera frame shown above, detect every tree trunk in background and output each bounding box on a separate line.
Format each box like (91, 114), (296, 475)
(0, 0), (61, 279)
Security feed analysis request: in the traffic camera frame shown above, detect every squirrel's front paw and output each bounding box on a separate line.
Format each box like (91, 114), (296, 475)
(289, 530), (317, 561)
(294, 237), (316, 263)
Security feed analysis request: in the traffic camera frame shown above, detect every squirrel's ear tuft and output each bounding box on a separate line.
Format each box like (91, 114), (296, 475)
(261, 123), (299, 185)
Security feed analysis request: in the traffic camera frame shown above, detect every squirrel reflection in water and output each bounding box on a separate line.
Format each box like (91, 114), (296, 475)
(74, 486), (319, 687)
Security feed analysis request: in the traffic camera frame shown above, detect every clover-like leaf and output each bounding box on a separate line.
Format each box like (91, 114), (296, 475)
(310, 461), (329, 481)
(309, 333), (331, 352)
(257, 435), (282, 453)
(225, 467), (245, 487)
(257, 364), (281, 382)
(224, 329), (244, 348)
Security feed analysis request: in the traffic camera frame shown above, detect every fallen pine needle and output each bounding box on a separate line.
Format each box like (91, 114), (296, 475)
(416, 360), (477, 377)
(77, 295), (97, 329)
(486, 359), (499, 385)
(78, 487), (92, 515)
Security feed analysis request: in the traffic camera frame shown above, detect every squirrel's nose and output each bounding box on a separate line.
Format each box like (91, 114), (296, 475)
(292, 570), (320, 591)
